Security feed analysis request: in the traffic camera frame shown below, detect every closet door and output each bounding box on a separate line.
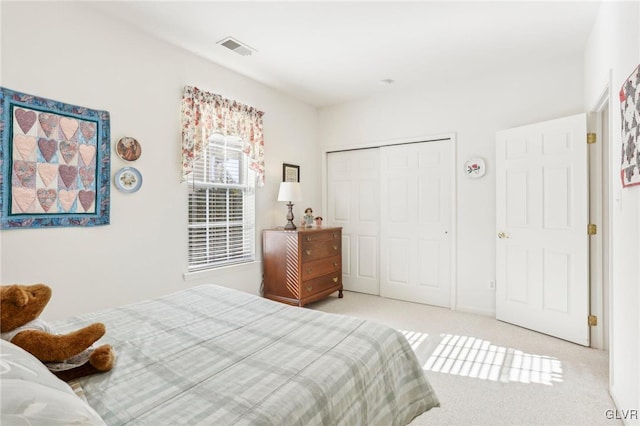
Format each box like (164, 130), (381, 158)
(327, 149), (380, 295)
(380, 141), (451, 307)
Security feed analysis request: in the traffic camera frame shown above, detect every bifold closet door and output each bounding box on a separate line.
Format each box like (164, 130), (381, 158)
(327, 149), (380, 295)
(379, 141), (451, 308)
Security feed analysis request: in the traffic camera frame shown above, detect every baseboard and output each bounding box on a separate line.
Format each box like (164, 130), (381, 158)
(454, 304), (496, 318)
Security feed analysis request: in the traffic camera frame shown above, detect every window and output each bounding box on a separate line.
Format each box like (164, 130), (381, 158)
(187, 134), (255, 271)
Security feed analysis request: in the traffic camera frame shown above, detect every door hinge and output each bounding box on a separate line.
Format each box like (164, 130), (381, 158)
(588, 315), (598, 326)
(588, 224), (597, 235)
(587, 133), (597, 144)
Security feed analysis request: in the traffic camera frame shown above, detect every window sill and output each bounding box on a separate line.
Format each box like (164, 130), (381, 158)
(183, 260), (262, 282)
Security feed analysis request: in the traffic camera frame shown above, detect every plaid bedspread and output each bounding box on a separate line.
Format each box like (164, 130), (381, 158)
(52, 285), (439, 425)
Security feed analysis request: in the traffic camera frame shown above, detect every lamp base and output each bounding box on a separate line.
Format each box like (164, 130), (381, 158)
(284, 202), (297, 230)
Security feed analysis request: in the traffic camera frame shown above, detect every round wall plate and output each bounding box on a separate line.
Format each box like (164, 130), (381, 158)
(116, 137), (142, 161)
(114, 167), (142, 193)
(465, 158), (486, 178)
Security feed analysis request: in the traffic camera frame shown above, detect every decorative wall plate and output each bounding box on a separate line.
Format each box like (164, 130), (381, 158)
(465, 158), (486, 178)
(116, 136), (142, 161)
(114, 167), (142, 193)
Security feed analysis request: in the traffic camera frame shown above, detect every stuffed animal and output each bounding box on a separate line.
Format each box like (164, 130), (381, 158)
(0, 283), (115, 381)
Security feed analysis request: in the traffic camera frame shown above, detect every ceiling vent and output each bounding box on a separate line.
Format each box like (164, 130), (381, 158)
(217, 37), (255, 57)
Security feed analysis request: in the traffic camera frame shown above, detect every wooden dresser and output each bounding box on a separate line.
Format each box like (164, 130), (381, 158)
(262, 227), (343, 307)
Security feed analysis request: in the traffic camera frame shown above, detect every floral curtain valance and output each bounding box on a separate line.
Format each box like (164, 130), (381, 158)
(181, 85), (265, 185)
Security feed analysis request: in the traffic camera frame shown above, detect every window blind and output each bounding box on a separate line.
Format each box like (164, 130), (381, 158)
(187, 134), (255, 271)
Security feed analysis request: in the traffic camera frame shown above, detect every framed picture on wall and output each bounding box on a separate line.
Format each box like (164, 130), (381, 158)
(282, 163), (300, 182)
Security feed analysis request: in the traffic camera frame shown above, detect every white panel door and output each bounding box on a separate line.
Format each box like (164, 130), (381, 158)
(379, 141), (451, 307)
(496, 113), (589, 346)
(327, 149), (380, 295)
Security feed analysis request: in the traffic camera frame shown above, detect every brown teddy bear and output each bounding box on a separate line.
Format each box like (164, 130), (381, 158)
(0, 283), (115, 381)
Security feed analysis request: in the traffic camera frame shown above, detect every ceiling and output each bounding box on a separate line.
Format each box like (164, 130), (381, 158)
(88, 1), (601, 108)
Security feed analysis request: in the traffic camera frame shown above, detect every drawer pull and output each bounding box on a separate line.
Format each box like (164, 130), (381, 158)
(306, 250), (312, 256)
(306, 285), (313, 292)
(306, 236), (311, 242)
(332, 277), (338, 283)
(333, 233), (338, 238)
(333, 245), (338, 250)
(333, 262), (338, 267)
(306, 268), (313, 274)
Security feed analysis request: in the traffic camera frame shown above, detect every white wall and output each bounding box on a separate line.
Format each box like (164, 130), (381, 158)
(0, 2), (322, 320)
(318, 55), (585, 315)
(585, 1), (640, 422)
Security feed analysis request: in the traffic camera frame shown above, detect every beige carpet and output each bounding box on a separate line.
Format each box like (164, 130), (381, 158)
(309, 291), (619, 426)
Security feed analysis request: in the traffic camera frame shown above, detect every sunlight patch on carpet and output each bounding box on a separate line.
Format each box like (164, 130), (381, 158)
(401, 330), (429, 350)
(419, 333), (563, 386)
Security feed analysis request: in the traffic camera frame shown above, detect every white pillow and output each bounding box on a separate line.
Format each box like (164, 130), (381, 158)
(0, 339), (105, 426)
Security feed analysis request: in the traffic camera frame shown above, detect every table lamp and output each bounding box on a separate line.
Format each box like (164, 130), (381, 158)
(277, 182), (302, 230)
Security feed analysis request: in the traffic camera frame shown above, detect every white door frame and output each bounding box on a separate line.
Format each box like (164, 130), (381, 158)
(321, 133), (458, 309)
(589, 81), (612, 351)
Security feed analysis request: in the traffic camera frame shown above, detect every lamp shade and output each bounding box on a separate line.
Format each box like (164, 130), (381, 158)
(277, 182), (302, 202)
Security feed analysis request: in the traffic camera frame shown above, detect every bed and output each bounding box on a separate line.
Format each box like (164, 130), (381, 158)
(2, 284), (439, 425)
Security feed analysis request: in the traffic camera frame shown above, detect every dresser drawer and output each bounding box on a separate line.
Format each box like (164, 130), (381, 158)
(300, 229), (341, 243)
(301, 255), (341, 280)
(301, 240), (341, 262)
(301, 273), (341, 298)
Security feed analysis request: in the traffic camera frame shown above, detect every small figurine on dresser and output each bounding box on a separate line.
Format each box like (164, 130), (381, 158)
(303, 208), (315, 227)
(315, 216), (323, 227)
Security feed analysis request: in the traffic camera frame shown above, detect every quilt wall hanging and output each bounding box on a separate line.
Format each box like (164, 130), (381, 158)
(0, 87), (110, 229)
(620, 64), (640, 188)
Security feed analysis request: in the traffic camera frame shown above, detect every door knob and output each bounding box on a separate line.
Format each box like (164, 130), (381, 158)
(498, 232), (510, 239)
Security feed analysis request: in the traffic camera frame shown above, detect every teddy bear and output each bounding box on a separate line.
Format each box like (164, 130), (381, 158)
(0, 283), (115, 381)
